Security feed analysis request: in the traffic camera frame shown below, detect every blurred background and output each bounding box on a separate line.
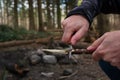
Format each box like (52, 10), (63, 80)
(0, 0), (120, 42)
(0, 1), (117, 80)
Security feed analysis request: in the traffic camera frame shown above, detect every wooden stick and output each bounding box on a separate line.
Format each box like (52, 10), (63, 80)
(58, 70), (78, 80)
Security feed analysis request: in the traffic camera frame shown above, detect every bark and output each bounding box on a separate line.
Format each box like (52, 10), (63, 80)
(97, 14), (110, 36)
(46, 0), (52, 29)
(13, 0), (18, 28)
(0, 37), (53, 48)
(0, 0), (2, 23)
(68, 0), (77, 10)
(52, 0), (55, 28)
(21, 0), (26, 27)
(28, 0), (35, 30)
(37, 0), (44, 31)
(65, 0), (68, 15)
(56, 0), (61, 28)
(6, 1), (9, 25)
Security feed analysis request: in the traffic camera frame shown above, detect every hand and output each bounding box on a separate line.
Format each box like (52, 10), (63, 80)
(87, 31), (120, 69)
(61, 15), (89, 45)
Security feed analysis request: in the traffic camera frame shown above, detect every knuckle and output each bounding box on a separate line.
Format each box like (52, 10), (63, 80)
(61, 20), (67, 27)
(104, 32), (110, 36)
(64, 26), (70, 31)
(92, 53), (97, 60)
(97, 50), (104, 55)
(65, 25), (73, 31)
(92, 50), (104, 60)
(83, 27), (88, 32)
(103, 57), (110, 62)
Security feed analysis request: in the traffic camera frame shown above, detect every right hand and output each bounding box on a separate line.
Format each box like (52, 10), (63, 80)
(61, 15), (90, 45)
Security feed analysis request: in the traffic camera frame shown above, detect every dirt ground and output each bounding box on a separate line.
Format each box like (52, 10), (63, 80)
(0, 43), (110, 80)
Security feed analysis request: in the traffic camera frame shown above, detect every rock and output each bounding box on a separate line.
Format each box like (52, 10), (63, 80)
(29, 54), (41, 65)
(0, 59), (29, 76)
(28, 49), (45, 57)
(58, 56), (77, 64)
(41, 72), (54, 77)
(37, 49), (46, 56)
(28, 51), (37, 56)
(54, 54), (66, 61)
(62, 69), (73, 76)
(57, 41), (69, 48)
(43, 55), (57, 64)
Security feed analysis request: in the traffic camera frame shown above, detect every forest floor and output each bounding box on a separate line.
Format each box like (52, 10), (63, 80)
(0, 42), (110, 80)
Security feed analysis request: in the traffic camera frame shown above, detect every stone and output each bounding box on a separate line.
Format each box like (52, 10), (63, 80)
(28, 51), (37, 56)
(43, 55), (57, 64)
(41, 72), (54, 77)
(37, 49), (46, 56)
(29, 54), (41, 65)
(58, 56), (77, 64)
(62, 69), (73, 76)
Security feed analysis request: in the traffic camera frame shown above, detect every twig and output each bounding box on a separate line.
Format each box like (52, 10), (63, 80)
(58, 70), (78, 80)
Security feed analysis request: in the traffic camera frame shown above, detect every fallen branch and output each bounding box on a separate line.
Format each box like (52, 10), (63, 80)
(0, 37), (52, 48)
(58, 70), (78, 80)
(0, 40), (34, 48)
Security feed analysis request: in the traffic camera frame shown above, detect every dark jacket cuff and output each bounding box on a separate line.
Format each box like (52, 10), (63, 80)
(66, 7), (93, 25)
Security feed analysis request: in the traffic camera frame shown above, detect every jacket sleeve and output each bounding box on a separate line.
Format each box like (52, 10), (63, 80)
(67, 0), (120, 24)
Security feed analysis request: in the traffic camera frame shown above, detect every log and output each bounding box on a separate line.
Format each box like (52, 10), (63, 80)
(47, 29), (63, 32)
(59, 70), (78, 80)
(0, 40), (34, 48)
(0, 37), (52, 48)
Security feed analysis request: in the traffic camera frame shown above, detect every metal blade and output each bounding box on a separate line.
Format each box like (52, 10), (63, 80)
(41, 49), (67, 54)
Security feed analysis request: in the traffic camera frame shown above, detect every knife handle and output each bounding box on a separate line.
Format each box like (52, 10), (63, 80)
(71, 49), (94, 54)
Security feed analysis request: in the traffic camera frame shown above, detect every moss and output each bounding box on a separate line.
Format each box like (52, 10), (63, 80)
(0, 25), (51, 42)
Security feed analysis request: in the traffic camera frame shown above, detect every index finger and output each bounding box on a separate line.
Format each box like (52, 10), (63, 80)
(62, 27), (75, 43)
(71, 27), (88, 45)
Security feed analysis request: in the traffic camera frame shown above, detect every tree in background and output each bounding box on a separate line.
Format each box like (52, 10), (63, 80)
(0, 0), (3, 24)
(28, 0), (35, 30)
(37, 0), (44, 31)
(20, 0), (27, 28)
(0, 0), (119, 36)
(96, 14), (110, 37)
(13, 0), (19, 28)
(56, 0), (61, 28)
(77, 0), (82, 6)
(51, 0), (55, 28)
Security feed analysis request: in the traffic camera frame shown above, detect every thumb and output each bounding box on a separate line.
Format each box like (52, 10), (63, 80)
(87, 35), (105, 51)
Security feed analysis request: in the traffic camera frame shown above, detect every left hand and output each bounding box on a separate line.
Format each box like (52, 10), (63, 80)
(87, 31), (120, 69)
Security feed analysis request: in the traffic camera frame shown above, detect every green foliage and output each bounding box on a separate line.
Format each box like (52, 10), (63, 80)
(0, 68), (8, 80)
(0, 25), (51, 42)
(77, 0), (82, 6)
(0, 25), (20, 42)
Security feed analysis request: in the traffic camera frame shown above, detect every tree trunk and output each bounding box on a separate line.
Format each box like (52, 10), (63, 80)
(46, 0), (52, 29)
(56, 0), (61, 28)
(68, 0), (77, 10)
(96, 14), (110, 36)
(37, 0), (44, 31)
(52, 0), (55, 28)
(0, 0), (2, 24)
(6, 0), (9, 25)
(13, 0), (18, 28)
(21, 0), (26, 28)
(65, 0), (68, 15)
(28, 0), (35, 30)
(4, 0), (10, 25)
